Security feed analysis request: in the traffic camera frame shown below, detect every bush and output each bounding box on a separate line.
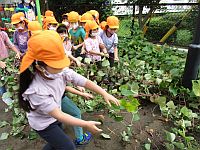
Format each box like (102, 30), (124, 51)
(175, 29), (192, 46)
(145, 10), (198, 46)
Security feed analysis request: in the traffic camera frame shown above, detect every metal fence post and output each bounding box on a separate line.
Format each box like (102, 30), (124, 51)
(182, 5), (200, 89)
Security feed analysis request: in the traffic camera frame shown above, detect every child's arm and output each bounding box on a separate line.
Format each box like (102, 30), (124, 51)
(49, 107), (102, 133)
(0, 61), (6, 68)
(84, 80), (120, 107)
(4, 32), (21, 58)
(68, 54), (81, 67)
(72, 42), (84, 50)
(65, 86), (93, 99)
(114, 47), (119, 61)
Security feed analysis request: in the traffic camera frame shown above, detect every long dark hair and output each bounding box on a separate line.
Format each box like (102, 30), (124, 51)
(18, 61), (46, 112)
(18, 63), (35, 112)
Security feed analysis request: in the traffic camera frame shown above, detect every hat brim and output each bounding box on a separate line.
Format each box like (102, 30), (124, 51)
(11, 20), (21, 24)
(20, 53), (34, 73)
(45, 55), (70, 69)
(109, 26), (119, 29)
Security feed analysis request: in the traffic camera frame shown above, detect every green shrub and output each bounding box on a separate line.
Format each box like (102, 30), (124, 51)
(145, 11), (198, 46)
(175, 29), (192, 46)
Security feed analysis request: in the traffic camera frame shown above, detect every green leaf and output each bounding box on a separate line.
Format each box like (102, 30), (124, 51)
(192, 80), (200, 96)
(102, 59), (110, 67)
(144, 143), (151, 150)
(165, 131), (176, 142)
(185, 136), (194, 141)
(156, 78), (162, 85)
(100, 133), (111, 139)
(2, 91), (12, 99)
(28, 130), (38, 140)
(97, 71), (105, 77)
(152, 96), (166, 108)
(12, 85), (19, 91)
(166, 101), (176, 110)
(84, 58), (91, 64)
(132, 113), (140, 121)
(144, 74), (151, 80)
(180, 106), (193, 118)
(0, 121), (10, 128)
(0, 132), (9, 140)
(113, 115), (123, 122)
(121, 89), (134, 96)
(169, 86), (177, 96)
(165, 143), (175, 150)
(173, 142), (185, 149)
(120, 98), (140, 113)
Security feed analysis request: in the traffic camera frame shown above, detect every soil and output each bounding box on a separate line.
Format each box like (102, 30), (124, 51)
(0, 99), (172, 150)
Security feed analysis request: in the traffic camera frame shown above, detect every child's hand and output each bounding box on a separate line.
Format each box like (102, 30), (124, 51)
(81, 48), (86, 54)
(73, 45), (78, 50)
(114, 57), (119, 61)
(15, 52), (21, 59)
(77, 86), (85, 92)
(103, 93), (120, 107)
(82, 93), (94, 100)
(0, 61), (6, 69)
(85, 121), (102, 134)
(75, 60), (82, 67)
(104, 53), (109, 58)
(100, 52), (105, 56)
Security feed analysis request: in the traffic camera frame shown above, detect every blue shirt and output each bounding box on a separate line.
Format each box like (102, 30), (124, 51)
(69, 27), (86, 46)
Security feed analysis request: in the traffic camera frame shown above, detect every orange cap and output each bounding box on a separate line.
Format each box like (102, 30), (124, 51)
(45, 16), (58, 24)
(80, 13), (94, 23)
(107, 16), (119, 29)
(45, 10), (54, 17)
(89, 10), (99, 19)
(68, 11), (79, 23)
(84, 20), (99, 38)
(20, 30), (70, 73)
(43, 16), (58, 30)
(11, 12), (25, 24)
(100, 21), (107, 30)
(28, 21), (42, 35)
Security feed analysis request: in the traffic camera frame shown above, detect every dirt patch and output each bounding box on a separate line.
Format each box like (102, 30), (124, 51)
(0, 99), (171, 150)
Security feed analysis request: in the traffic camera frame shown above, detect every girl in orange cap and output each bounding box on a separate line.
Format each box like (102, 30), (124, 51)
(11, 12), (29, 54)
(18, 30), (120, 149)
(84, 20), (108, 66)
(100, 16), (120, 67)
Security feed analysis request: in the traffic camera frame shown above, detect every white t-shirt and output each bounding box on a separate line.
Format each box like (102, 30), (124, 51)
(100, 31), (118, 54)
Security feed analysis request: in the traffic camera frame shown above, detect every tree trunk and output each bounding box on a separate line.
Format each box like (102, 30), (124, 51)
(141, 7), (155, 27)
(138, 5), (143, 29)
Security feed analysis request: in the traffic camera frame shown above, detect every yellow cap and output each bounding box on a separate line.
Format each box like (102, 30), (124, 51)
(68, 11), (79, 23)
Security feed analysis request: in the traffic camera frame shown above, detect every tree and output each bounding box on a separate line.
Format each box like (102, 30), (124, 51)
(127, 0), (161, 29)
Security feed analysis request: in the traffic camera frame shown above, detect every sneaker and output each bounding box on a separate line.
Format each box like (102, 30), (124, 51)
(74, 132), (92, 146)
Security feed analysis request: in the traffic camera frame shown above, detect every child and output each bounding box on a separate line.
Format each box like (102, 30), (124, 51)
(56, 24), (81, 67)
(11, 12), (29, 54)
(62, 13), (70, 30)
(88, 10), (100, 25)
(84, 20), (108, 65)
(68, 11), (86, 58)
(18, 30), (119, 149)
(44, 16), (58, 31)
(0, 27), (21, 59)
(80, 12), (94, 28)
(100, 16), (119, 67)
